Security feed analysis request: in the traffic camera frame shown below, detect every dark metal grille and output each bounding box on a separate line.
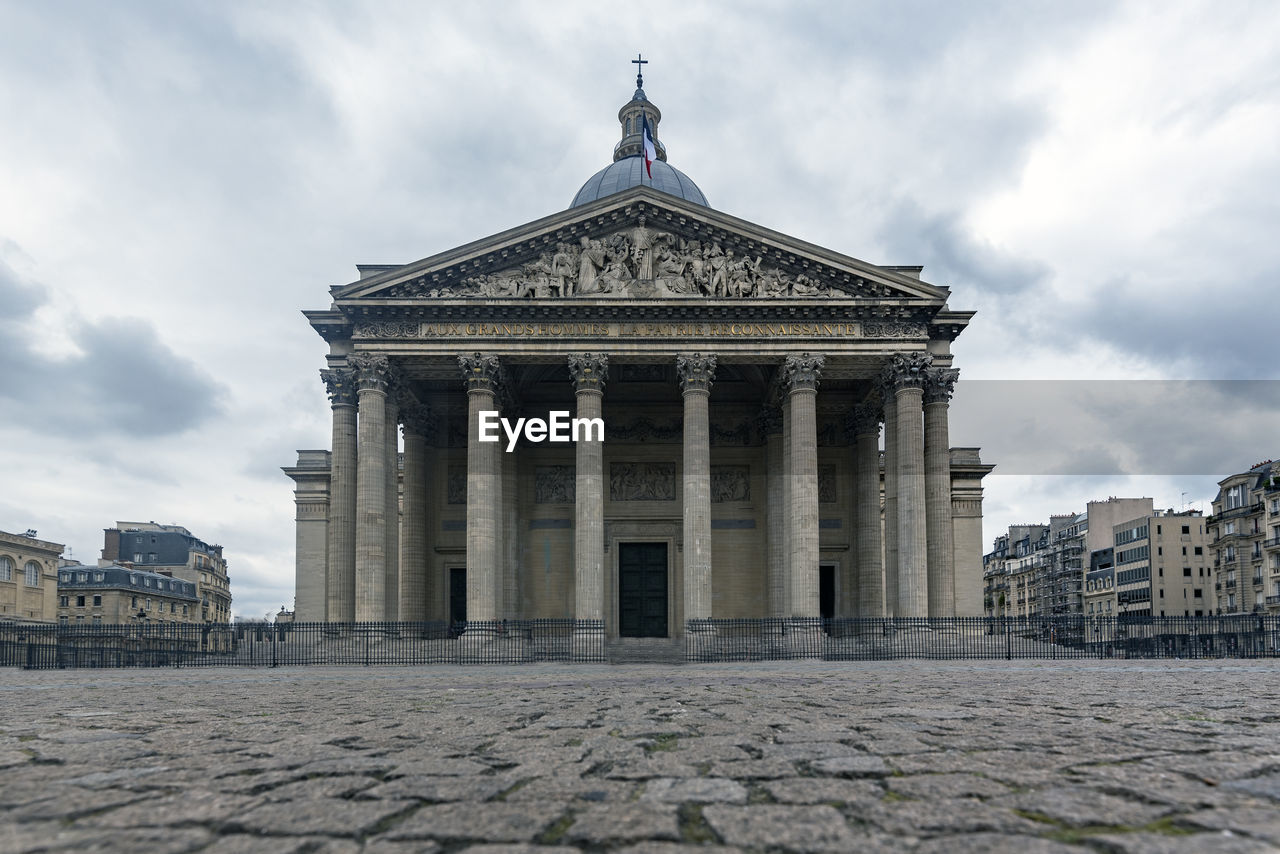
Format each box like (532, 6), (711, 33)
(2, 616), (1277, 668)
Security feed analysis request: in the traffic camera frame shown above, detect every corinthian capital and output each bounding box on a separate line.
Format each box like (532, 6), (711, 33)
(458, 352), (505, 394)
(924, 367), (960, 404)
(320, 367), (357, 407)
(349, 353), (391, 393)
(401, 401), (438, 441)
(568, 353), (609, 392)
(880, 352), (933, 395)
(676, 353), (717, 393)
(844, 400), (883, 440)
(782, 352), (825, 392)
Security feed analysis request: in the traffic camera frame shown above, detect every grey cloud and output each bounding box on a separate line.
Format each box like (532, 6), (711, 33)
(951, 380), (1280, 475)
(0, 261), (46, 320)
(0, 259), (226, 438)
(876, 201), (1051, 294)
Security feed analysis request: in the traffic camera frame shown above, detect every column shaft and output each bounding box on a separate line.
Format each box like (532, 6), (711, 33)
(761, 409), (787, 618)
(882, 393), (899, 617)
(852, 404), (884, 617)
(783, 354), (824, 619)
(384, 393), (400, 621)
(399, 404), (431, 622)
(925, 368), (959, 618)
(465, 388), (499, 622)
(322, 368), (357, 623)
(678, 354), (716, 624)
(896, 387), (928, 618)
(574, 388), (605, 621)
(353, 356), (389, 622)
(503, 444), (520, 621)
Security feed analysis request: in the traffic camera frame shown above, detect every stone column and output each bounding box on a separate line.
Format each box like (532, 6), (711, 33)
(569, 354), (608, 632)
(678, 353), (716, 627)
(925, 367), (959, 619)
(783, 353), (824, 620)
(881, 378), (899, 618)
(459, 353), (503, 628)
(850, 399), (885, 618)
(502, 433), (520, 622)
(351, 353), (390, 622)
(884, 352), (932, 619)
(321, 367), (357, 623)
(399, 401), (435, 622)
(384, 372), (401, 622)
(758, 406), (787, 618)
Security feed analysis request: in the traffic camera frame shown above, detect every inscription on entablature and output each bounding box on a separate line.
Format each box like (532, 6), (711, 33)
(352, 320), (929, 340)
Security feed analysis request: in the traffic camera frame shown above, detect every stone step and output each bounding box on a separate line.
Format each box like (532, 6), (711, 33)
(604, 637), (685, 665)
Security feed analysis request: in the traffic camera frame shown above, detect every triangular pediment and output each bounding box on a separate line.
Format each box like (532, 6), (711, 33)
(334, 188), (950, 304)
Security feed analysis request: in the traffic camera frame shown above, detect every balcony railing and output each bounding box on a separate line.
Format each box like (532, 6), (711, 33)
(1268, 596), (1280, 606)
(1254, 577), (1265, 587)
(1209, 503), (1265, 524)
(1225, 580), (1237, 590)
(1264, 537), (1280, 549)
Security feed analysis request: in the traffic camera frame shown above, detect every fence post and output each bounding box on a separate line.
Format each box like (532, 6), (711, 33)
(1005, 617), (1011, 660)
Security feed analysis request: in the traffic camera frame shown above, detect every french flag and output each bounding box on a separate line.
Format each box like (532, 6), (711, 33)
(641, 114), (656, 178)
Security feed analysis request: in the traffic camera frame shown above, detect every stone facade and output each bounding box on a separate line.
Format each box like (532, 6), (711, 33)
(0, 530), (62, 622)
(284, 83), (993, 633)
(102, 522), (232, 623)
(57, 563), (200, 626)
(1209, 459), (1280, 615)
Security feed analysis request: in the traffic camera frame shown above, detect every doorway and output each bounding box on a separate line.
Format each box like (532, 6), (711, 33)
(819, 564), (836, 624)
(449, 567), (466, 636)
(618, 542), (669, 637)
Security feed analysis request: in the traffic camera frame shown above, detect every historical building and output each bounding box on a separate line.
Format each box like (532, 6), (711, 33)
(1082, 510), (1210, 621)
(984, 499), (1155, 619)
(1209, 460), (1280, 615)
(0, 529), (62, 622)
(285, 70), (994, 638)
(101, 522), (232, 622)
(57, 563), (200, 626)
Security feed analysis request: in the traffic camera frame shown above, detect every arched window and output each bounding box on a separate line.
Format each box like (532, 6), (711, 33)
(25, 561), (40, 587)
(0, 556), (11, 581)
(625, 117), (631, 134)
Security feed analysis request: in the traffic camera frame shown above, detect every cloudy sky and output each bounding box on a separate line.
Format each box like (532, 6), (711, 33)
(2, 1), (1277, 619)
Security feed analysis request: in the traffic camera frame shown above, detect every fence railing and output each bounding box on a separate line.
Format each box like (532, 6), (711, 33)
(686, 616), (1280, 661)
(0, 620), (604, 669)
(2, 616), (1277, 668)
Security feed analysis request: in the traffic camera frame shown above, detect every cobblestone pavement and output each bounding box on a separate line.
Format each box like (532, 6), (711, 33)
(3, 660), (1280, 853)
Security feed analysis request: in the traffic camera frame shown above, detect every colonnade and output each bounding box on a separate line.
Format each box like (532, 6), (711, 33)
(317, 350), (960, 626)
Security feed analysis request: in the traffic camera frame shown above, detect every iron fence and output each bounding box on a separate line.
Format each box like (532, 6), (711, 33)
(2, 616), (1276, 668)
(687, 616), (1280, 661)
(0, 620), (604, 669)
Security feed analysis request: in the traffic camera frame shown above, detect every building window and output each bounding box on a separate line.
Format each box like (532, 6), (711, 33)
(92, 616), (102, 626)
(1195, 546), (1203, 555)
(182, 605), (188, 616)
(134, 553), (143, 562)
(93, 595), (102, 607)
(146, 598), (152, 610)
(1183, 567), (1191, 577)
(76, 595), (85, 607)
(77, 572), (87, 582)
(0, 556), (11, 582)
(131, 596), (137, 607)
(148, 553), (156, 562)
(25, 562), (41, 586)
(58, 615), (68, 625)
(59, 595), (69, 607)
(93, 572), (104, 581)
(1182, 525), (1190, 535)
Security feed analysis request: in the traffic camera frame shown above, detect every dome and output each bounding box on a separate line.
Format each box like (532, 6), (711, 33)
(570, 157), (709, 208)
(569, 66), (709, 209)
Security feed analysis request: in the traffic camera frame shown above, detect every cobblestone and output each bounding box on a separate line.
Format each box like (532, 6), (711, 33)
(3, 660), (1280, 851)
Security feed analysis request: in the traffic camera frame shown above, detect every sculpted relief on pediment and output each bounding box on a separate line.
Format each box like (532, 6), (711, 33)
(386, 223), (890, 300)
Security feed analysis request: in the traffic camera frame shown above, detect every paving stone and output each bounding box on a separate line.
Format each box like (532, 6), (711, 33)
(1008, 786), (1174, 828)
(361, 774), (510, 802)
(199, 837), (364, 854)
(913, 833), (1086, 853)
(1222, 772), (1280, 801)
(706, 758), (798, 779)
(763, 777), (884, 806)
(232, 796), (416, 837)
(1082, 832), (1278, 853)
(451, 847), (577, 854)
(860, 797), (1045, 836)
(810, 754), (890, 777)
(1181, 807), (1280, 844)
(642, 777), (748, 804)
(566, 802), (681, 843)
(504, 777), (637, 803)
(385, 801), (565, 842)
(703, 804), (862, 852)
(614, 845), (745, 854)
(885, 772), (1010, 799)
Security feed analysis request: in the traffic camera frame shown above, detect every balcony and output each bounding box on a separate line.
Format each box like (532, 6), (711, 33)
(1268, 595), (1280, 606)
(1209, 502), (1265, 524)
(1254, 577), (1265, 587)
(1264, 537), (1280, 549)
(1225, 580), (1237, 590)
